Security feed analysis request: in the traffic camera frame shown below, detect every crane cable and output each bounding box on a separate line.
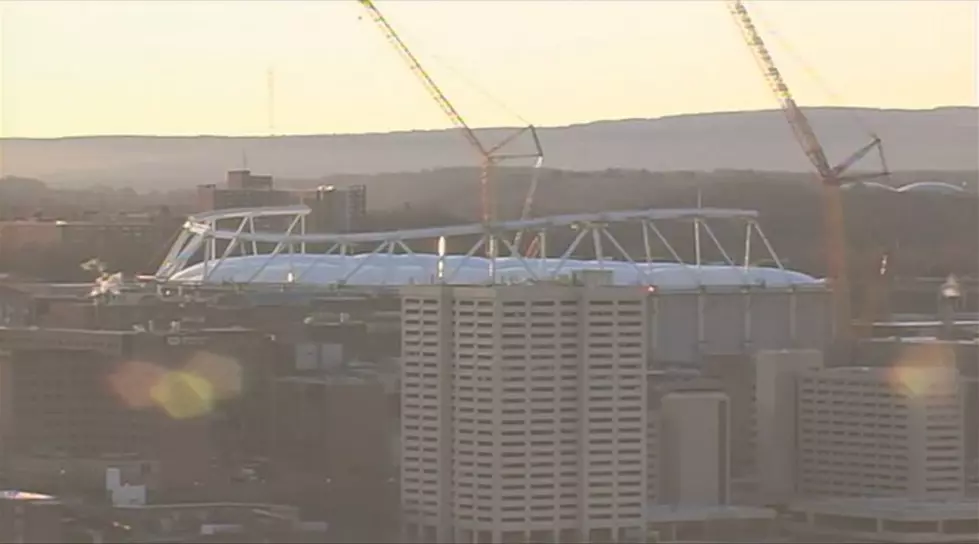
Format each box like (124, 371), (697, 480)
(749, 5), (879, 142)
(355, 12), (531, 130)
(355, 6), (544, 240)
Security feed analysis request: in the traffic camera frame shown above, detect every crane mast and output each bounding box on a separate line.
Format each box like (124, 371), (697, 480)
(358, 0), (544, 263)
(728, 0), (888, 347)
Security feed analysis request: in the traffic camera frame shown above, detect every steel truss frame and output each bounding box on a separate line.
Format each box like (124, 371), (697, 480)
(155, 205), (792, 287)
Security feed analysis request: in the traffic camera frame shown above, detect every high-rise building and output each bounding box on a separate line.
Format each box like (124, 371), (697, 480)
(796, 365), (965, 500)
(754, 349), (824, 504)
(399, 271), (648, 544)
(659, 390), (731, 507)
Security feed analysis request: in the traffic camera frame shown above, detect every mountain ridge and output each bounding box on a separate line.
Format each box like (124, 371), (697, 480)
(1, 106), (975, 189)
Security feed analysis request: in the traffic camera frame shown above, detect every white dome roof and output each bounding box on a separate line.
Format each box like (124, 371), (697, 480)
(896, 181), (966, 194)
(169, 253), (821, 290)
(841, 181), (897, 192)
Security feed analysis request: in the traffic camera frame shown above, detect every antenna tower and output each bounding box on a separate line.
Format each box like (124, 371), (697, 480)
(267, 66), (276, 136)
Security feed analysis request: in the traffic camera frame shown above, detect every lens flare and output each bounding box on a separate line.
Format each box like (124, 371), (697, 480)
(150, 371), (215, 420)
(108, 351), (244, 420)
(887, 343), (959, 398)
(109, 361), (167, 409)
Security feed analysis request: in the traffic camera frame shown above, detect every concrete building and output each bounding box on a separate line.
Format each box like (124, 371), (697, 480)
(645, 369), (725, 505)
(399, 271), (648, 544)
(702, 355), (757, 477)
(797, 365), (965, 500)
(659, 390), (731, 507)
(754, 349), (824, 504)
(646, 282), (832, 366)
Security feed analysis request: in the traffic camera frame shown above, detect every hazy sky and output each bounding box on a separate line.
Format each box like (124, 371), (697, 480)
(0, 0), (975, 138)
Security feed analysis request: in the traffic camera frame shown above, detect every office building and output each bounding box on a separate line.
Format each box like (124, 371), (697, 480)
(659, 390), (731, 507)
(399, 271), (648, 544)
(797, 365), (965, 500)
(754, 349), (824, 504)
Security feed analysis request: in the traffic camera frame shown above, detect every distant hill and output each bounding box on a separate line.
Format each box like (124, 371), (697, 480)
(0, 107), (975, 190)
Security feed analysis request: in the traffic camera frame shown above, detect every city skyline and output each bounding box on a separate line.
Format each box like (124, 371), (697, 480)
(0, 0), (974, 138)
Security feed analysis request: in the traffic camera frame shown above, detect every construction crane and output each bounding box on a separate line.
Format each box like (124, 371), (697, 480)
(357, 0), (544, 261)
(728, 0), (889, 347)
(512, 139), (545, 257)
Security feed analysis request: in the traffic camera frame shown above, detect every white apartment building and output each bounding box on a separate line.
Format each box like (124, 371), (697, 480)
(399, 273), (649, 544)
(796, 365), (965, 500)
(659, 390), (732, 507)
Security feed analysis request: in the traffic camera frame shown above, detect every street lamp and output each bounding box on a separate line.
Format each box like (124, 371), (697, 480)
(941, 274), (962, 300)
(939, 274), (961, 339)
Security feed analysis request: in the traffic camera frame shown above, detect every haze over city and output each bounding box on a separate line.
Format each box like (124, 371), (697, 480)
(0, 2), (977, 543)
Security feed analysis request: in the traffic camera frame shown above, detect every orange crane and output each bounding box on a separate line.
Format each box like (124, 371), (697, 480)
(728, 0), (889, 347)
(357, 0), (544, 260)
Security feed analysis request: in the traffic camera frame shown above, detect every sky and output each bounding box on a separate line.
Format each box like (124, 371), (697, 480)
(0, 0), (975, 138)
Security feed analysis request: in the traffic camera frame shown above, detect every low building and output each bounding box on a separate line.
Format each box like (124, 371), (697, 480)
(645, 504), (778, 543)
(796, 365), (965, 500)
(659, 390), (732, 507)
(785, 497), (979, 543)
(0, 490), (64, 543)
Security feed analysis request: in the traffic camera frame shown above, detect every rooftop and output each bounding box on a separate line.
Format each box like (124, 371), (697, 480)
(789, 497), (979, 521)
(0, 490), (57, 502)
(647, 504), (777, 523)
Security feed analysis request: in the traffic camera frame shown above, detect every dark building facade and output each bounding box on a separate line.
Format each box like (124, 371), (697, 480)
(300, 185), (368, 234)
(0, 327), (278, 495)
